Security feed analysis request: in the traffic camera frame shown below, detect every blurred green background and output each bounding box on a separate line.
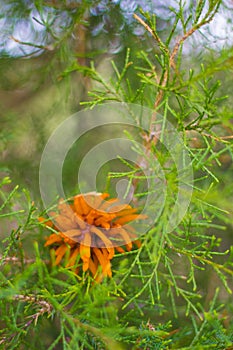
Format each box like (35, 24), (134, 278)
(1, 0), (233, 196)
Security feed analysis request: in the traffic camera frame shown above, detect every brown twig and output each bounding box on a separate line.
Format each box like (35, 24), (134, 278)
(170, 12), (218, 69)
(133, 14), (170, 57)
(14, 294), (52, 320)
(133, 13), (170, 116)
(10, 36), (54, 51)
(0, 294), (52, 345)
(201, 133), (233, 142)
(134, 7), (221, 140)
(0, 254), (49, 265)
(186, 129), (233, 143)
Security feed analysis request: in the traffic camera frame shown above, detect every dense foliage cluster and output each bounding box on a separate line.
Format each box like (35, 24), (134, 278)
(0, 0), (233, 349)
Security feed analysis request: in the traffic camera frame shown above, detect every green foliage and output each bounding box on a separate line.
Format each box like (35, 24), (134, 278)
(1, 0), (233, 349)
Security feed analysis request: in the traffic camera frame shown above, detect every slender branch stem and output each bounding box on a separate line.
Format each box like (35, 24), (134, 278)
(169, 245), (233, 277)
(134, 5), (221, 139)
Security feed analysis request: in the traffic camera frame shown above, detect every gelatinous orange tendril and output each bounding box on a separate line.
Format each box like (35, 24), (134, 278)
(39, 192), (146, 282)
